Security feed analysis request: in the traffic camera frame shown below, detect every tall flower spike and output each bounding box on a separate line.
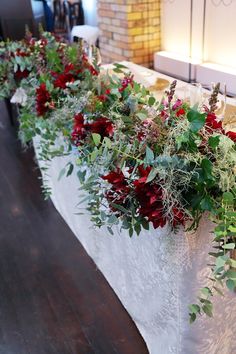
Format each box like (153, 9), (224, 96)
(165, 80), (177, 104)
(209, 82), (220, 113)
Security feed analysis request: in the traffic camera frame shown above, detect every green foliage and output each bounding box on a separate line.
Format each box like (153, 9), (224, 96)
(0, 32), (236, 325)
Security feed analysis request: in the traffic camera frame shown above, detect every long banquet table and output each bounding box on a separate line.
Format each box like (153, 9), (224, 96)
(33, 62), (236, 354)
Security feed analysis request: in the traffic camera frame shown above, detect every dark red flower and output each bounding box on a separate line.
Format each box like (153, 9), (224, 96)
(64, 63), (75, 73)
(226, 130), (236, 142)
(176, 108), (186, 117)
(52, 63), (77, 89)
(133, 166), (167, 229)
(14, 69), (30, 80)
(97, 94), (107, 102)
(205, 112), (222, 131)
(102, 169), (130, 212)
(160, 110), (169, 121)
(89, 117), (114, 138)
(36, 83), (52, 116)
(15, 49), (29, 57)
(71, 113), (87, 146)
(53, 72), (75, 89)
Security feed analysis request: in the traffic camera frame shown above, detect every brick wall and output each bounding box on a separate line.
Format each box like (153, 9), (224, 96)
(98, 0), (161, 68)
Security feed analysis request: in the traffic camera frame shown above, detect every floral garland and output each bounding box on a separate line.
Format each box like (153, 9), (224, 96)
(0, 32), (236, 323)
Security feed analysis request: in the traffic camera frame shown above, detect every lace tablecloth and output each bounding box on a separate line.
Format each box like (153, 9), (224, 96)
(33, 63), (236, 354)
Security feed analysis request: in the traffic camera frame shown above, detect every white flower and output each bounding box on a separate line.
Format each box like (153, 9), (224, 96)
(122, 166), (130, 178)
(10, 87), (27, 106)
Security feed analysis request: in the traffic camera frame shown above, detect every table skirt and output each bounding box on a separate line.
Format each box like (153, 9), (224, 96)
(33, 134), (236, 354)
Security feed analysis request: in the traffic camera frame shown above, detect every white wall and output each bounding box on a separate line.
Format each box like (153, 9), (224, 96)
(161, 0), (236, 68)
(204, 1), (236, 68)
(82, 0), (97, 26)
(161, 0), (191, 58)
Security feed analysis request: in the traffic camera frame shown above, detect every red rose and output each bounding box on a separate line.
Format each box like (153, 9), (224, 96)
(36, 83), (52, 116)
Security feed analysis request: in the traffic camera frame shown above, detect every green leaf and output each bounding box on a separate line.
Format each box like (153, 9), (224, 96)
(107, 226), (114, 235)
(103, 137), (112, 148)
(66, 163), (74, 177)
(189, 313), (196, 323)
(90, 149), (98, 162)
(176, 132), (189, 150)
(133, 82), (140, 93)
(129, 227), (134, 237)
(134, 222), (141, 235)
(146, 168), (158, 183)
(92, 133), (101, 146)
(201, 287), (212, 297)
(187, 110), (206, 133)
(202, 303), (213, 317)
(145, 146), (154, 164)
(58, 167), (66, 181)
(223, 192), (234, 204)
(141, 218), (149, 230)
(229, 258), (236, 268)
(148, 96), (156, 106)
(229, 226), (236, 233)
(77, 170), (86, 183)
(226, 279), (236, 291)
(108, 215), (118, 225)
(215, 255), (228, 271)
(110, 202), (128, 214)
(225, 270), (236, 279)
(136, 109), (148, 121)
(188, 304), (201, 314)
(200, 195), (213, 211)
(201, 159), (214, 180)
(113, 63), (128, 69)
(222, 243), (235, 250)
(208, 135), (220, 149)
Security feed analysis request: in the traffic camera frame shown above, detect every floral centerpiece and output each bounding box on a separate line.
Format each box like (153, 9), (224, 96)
(0, 32), (235, 323)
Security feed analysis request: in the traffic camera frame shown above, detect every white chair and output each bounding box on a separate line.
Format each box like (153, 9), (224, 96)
(71, 25), (99, 45)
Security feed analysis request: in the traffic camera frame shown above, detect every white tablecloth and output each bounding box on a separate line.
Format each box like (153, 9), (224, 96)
(33, 63), (236, 354)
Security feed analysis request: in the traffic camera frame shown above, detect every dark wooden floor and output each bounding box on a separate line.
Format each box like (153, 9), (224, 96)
(0, 101), (148, 354)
